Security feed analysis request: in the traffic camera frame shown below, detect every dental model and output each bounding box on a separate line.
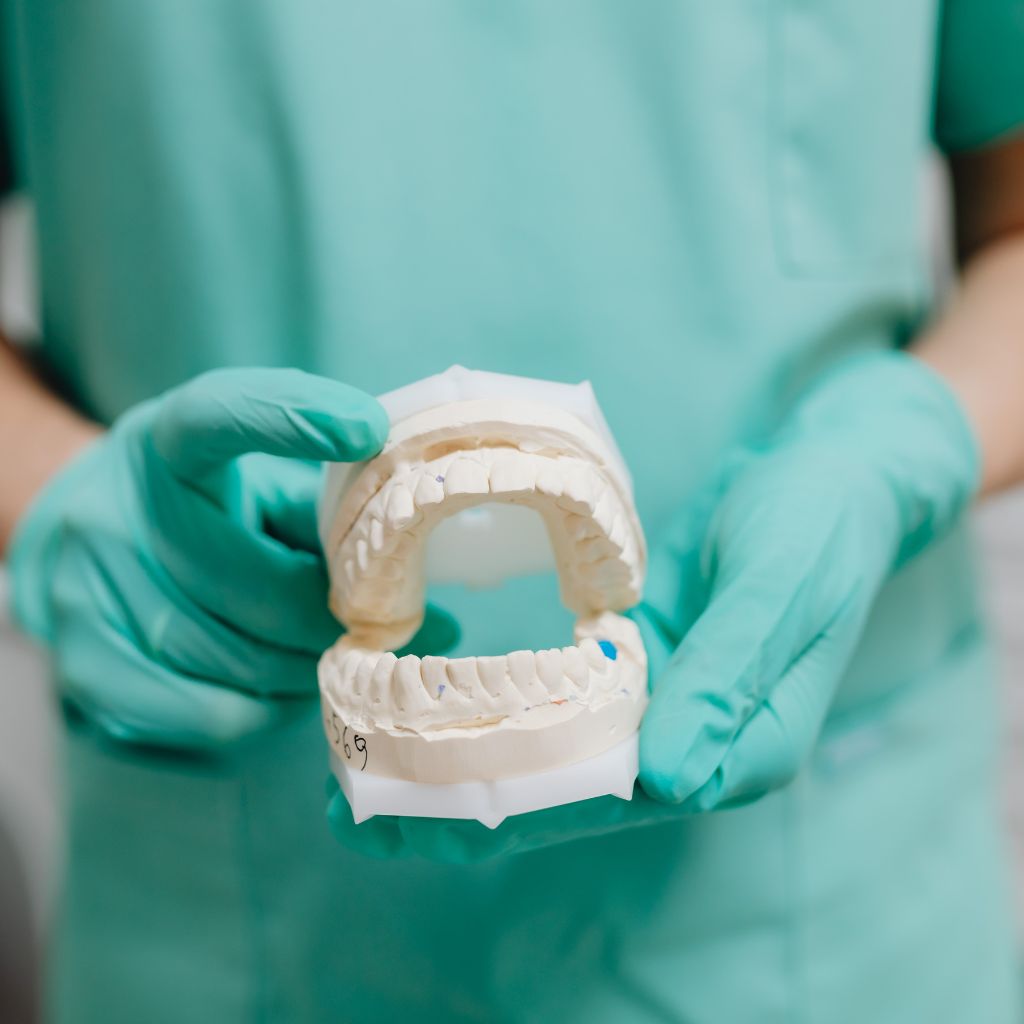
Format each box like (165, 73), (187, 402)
(318, 368), (648, 825)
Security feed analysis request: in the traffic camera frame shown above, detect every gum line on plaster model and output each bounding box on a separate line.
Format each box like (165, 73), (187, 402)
(320, 611), (646, 783)
(318, 393), (648, 786)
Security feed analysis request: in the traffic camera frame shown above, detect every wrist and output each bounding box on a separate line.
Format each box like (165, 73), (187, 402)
(1, 415), (102, 552)
(0, 338), (104, 553)
(784, 350), (981, 566)
(5, 430), (105, 641)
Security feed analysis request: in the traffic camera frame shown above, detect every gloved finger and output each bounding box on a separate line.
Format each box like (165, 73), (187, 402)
(152, 474), (459, 657)
(638, 546), (836, 805)
(131, 570), (322, 697)
(396, 816), (520, 863)
(629, 601), (694, 691)
(396, 791), (680, 864)
(244, 454), (326, 554)
(676, 618), (862, 812)
(49, 544), (305, 750)
(637, 457), (745, 647)
(146, 476), (342, 653)
(54, 606), (298, 752)
(151, 368), (389, 477)
(397, 604), (461, 658)
(325, 785), (412, 859)
(64, 526), (324, 696)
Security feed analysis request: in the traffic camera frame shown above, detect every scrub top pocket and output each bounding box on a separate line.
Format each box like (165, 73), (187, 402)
(770, 0), (936, 278)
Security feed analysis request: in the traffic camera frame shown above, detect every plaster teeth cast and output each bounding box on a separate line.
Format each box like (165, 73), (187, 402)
(318, 372), (648, 787)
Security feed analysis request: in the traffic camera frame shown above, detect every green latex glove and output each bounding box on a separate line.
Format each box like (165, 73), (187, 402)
(7, 368), (457, 752)
(327, 351), (980, 861)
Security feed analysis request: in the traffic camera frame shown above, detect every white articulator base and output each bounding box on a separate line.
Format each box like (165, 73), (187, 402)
(332, 733), (639, 829)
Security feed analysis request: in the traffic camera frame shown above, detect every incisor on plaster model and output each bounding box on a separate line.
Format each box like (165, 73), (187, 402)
(318, 370), (648, 800)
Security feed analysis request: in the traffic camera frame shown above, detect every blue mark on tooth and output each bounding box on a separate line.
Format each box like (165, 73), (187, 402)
(598, 640), (618, 660)
(438, 683), (446, 696)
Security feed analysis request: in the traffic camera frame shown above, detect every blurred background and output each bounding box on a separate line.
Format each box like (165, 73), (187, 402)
(0, 161), (1022, 1018)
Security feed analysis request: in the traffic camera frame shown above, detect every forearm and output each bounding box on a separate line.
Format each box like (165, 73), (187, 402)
(0, 336), (99, 553)
(914, 232), (1024, 497)
(911, 134), (1024, 499)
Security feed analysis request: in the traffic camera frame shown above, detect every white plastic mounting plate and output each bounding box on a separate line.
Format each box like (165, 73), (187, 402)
(332, 731), (639, 830)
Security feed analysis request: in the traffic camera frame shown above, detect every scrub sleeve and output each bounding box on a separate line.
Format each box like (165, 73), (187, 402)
(934, 0), (1024, 151)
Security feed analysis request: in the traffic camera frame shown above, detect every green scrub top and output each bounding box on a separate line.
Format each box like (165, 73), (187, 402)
(4, 3), (1024, 1022)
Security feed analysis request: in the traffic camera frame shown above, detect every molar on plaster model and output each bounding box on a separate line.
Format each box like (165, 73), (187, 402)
(318, 368), (648, 819)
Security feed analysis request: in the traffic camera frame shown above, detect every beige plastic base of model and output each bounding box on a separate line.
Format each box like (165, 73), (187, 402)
(331, 731), (639, 830)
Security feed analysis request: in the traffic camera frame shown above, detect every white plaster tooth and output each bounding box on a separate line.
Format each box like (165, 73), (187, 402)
(343, 559), (356, 585)
(609, 560), (633, 582)
(608, 514), (628, 553)
(355, 537), (369, 571)
(581, 557), (629, 585)
(564, 514), (597, 543)
(385, 484), (419, 530)
(443, 457), (490, 497)
(535, 462), (564, 498)
(334, 649), (360, 693)
(594, 611), (644, 656)
(562, 645), (589, 689)
(615, 537), (637, 571)
(323, 658), (340, 694)
(389, 532), (419, 560)
(349, 577), (396, 612)
(414, 472), (445, 507)
(568, 465), (596, 504)
(364, 491), (388, 525)
(612, 636), (643, 669)
(477, 656), (509, 698)
(535, 648), (565, 692)
(579, 637), (608, 670)
(369, 518), (385, 552)
(420, 656), (449, 699)
(592, 489), (616, 534)
(372, 557), (405, 582)
(607, 583), (637, 608)
(557, 465), (596, 513)
(488, 452), (536, 493)
(507, 650), (539, 700)
(394, 655), (424, 707)
(353, 652), (378, 697)
(577, 537), (614, 564)
(445, 658), (480, 698)
(369, 651), (398, 705)
(555, 495), (588, 516)
(578, 584), (608, 610)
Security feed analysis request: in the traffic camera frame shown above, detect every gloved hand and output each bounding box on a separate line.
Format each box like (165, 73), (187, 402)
(327, 350), (980, 861)
(7, 368), (456, 752)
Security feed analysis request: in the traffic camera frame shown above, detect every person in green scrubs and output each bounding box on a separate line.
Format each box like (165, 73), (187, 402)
(2, 3), (1024, 1022)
